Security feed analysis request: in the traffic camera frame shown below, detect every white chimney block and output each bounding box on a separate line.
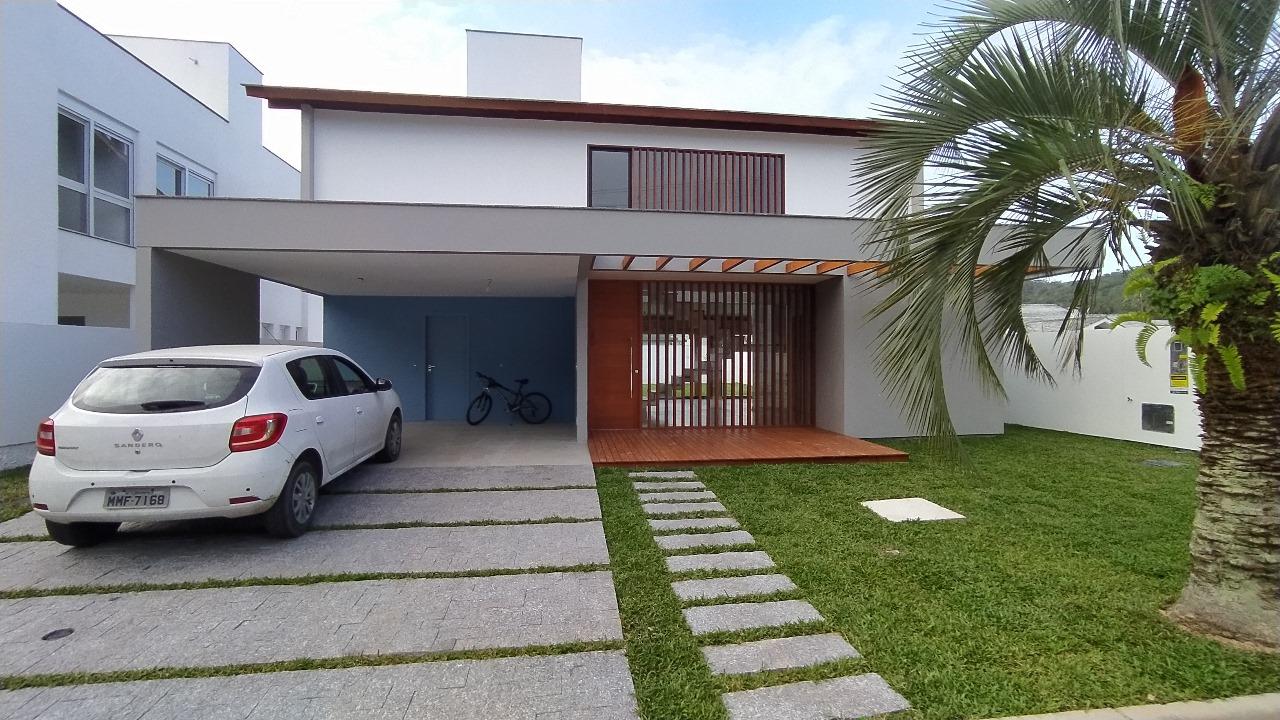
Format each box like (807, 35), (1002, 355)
(466, 30), (582, 101)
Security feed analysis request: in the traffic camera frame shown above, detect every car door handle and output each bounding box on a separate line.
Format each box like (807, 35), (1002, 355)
(356, 407), (364, 415)
(316, 416), (325, 425)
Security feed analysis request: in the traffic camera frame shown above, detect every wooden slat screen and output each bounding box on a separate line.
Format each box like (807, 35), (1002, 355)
(629, 147), (784, 215)
(640, 281), (813, 428)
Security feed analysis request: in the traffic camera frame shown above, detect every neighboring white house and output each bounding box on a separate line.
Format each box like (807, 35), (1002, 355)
(130, 30), (1089, 447)
(1004, 304), (1202, 450)
(0, 1), (322, 469)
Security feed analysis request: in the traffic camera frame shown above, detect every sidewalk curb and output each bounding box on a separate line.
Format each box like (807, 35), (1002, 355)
(987, 692), (1280, 720)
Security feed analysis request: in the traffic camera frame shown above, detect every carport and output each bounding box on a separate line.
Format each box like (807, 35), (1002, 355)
(132, 195), (890, 444)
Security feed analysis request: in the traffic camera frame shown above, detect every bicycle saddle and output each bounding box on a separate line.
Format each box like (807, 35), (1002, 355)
(515, 377), (529, 385)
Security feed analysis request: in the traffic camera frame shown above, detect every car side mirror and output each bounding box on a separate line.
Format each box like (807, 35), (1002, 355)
(374, 378), (393, 391)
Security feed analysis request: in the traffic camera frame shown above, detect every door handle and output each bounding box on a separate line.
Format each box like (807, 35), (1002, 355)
(316, 416), (325, 425)
(426, 364), (437, 373)
(356, 407), (364, 415)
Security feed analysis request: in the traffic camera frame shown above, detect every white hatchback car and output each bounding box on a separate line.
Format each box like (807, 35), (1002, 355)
(28, 345), (403, 546)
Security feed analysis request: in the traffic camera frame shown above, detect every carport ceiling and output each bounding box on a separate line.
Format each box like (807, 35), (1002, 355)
(173, 250), (581, 297)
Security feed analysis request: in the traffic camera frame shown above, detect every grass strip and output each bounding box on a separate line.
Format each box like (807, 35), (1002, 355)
(717, 656), (871, 694)
(596, 468), (729, 720)
(679, 590), (804, 608)
(314, 516), (597, 531)
(0, 564), (610, 600)
(639, 510), (733, 520)
(661, 543), (759, 557)
(0, 467), (30, 523)
(0, 639), (624, 690)
(693, 621), (833, 648)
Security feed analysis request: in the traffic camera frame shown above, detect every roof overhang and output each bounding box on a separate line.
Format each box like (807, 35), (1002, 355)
(245, 85), (885, 137)
(135, 197), (1091, 296)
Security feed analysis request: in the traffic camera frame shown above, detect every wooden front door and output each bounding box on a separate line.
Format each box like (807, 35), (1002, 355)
(588, 280), (641, 429)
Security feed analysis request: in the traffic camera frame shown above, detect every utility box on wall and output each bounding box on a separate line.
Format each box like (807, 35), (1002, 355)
(1142, 403), (1175, 434)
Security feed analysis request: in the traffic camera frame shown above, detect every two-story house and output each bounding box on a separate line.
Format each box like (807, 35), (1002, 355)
(131, 30), (1083, 463)
(0, 1), (324, 469)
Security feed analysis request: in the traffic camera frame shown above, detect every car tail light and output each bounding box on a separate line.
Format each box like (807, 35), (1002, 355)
(36, 419), (55, 456)
(229, 413), (288, 452)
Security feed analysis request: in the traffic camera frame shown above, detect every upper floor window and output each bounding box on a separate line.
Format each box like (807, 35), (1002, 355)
(588, 145), (784, 215)
(57, 109), (133, 244)
(156, 155), (214, 197)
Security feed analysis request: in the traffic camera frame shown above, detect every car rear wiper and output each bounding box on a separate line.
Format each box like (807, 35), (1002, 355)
(139, 399), (208, 411)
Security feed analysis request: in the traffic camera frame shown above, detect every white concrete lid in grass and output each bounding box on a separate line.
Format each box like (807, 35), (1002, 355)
(861, 497), (965, 522)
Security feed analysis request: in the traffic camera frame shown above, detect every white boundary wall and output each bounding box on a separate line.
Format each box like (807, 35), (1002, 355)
(1003, 325), (1202, 450)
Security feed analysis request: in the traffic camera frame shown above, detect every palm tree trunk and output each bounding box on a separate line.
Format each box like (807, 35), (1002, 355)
(1169, 340), (1280, 649)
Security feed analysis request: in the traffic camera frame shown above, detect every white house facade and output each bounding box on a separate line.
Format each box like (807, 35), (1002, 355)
(0, 1), (319, 469)
(129, 31), (1087, 453)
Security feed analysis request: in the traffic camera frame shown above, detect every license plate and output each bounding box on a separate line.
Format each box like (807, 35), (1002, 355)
(103, 488), (169, 509)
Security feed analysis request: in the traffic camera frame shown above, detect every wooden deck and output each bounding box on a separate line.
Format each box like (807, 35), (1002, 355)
(588, 427), (908, 467)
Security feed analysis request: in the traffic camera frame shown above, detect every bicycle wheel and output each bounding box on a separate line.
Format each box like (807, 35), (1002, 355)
(466, 393), (493, 425)
(517, 392), (552, 424)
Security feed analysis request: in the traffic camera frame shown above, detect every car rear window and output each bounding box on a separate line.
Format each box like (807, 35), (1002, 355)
(72, 365), (260, 414)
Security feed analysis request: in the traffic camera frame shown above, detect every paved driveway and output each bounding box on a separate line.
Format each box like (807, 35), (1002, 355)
(0, 429), (638, 719)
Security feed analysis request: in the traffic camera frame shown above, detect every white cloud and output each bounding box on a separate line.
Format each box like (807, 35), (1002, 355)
(58, 1), (913, 168)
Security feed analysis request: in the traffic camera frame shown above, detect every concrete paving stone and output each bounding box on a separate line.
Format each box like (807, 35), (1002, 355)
(330, 464), (598, 492)
(628, 471), (697, 479)
(643, 502), (727, 516)
(634, 481), (706, 491)
(0, 523), (609, 591)
(665, 551), (775, 574)
(655, 531), (755, 551)
(701, 633), (860, 675)
(671, 574), (797, 602)
(0, 513), (45, 539)
(639, 491), (718, 502)
(0, 572), (622, 675)
(0, 650), (640, 720)
(861, 497), (965, 522)
(314, 489), (601, 526)
(721, 673), (911, 720)
(683, 599), (824, 635)
(649, 517), (740, 532)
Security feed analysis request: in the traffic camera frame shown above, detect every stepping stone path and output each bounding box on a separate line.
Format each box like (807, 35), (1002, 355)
(649, 517), (740, 532)
(702, 633), (860, 675)
(655, 530), (755, 551)
(634, 480), (705, 491)
(627, 469), (911, 719)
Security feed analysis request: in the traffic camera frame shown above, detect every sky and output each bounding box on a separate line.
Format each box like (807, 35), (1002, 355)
(59, 0), (946, 168)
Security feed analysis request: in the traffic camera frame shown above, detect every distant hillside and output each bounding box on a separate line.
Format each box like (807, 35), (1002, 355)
(1023, 269), (1147, 315)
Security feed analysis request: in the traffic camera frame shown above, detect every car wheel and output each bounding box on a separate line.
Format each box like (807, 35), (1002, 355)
(374, 413), (402, 463)
(45, 520), (120, 548)
(264, 459), (320, 538)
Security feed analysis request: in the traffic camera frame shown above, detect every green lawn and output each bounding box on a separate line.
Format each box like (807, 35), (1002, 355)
(0, 466), (29, 522)
(596, 426), (1280, 720)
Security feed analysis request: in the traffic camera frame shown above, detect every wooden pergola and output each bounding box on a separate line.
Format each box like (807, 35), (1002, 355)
(595, 255), (887, 276)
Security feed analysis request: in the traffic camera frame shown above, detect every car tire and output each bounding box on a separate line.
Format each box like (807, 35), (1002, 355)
(264, 459), (320, 539)
(374, 413), (402, 463)
(44, 520), (120, 548)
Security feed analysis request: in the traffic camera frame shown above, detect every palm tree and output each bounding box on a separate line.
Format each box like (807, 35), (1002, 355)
(853, 0), (1279, 649)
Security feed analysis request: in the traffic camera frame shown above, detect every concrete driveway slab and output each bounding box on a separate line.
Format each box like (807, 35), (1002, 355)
(0, 522), (608, 590)
(0, 572), (622, 675)
(314, 489), (601, 526)
(0, 513), (44, 539)
(331, 464), (597, 492)
(0, 651), (639, 720)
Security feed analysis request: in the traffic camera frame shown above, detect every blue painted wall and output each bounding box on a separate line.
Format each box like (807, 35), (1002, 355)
(324, 296), (576, 423)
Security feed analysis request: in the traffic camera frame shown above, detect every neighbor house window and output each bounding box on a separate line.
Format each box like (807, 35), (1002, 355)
(588, 145), (785, 214)
(156, 155), (215, 197)
(57, 109), (133, 243)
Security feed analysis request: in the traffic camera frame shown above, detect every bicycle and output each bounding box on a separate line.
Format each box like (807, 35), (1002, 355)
(466, 372), (553, 425)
